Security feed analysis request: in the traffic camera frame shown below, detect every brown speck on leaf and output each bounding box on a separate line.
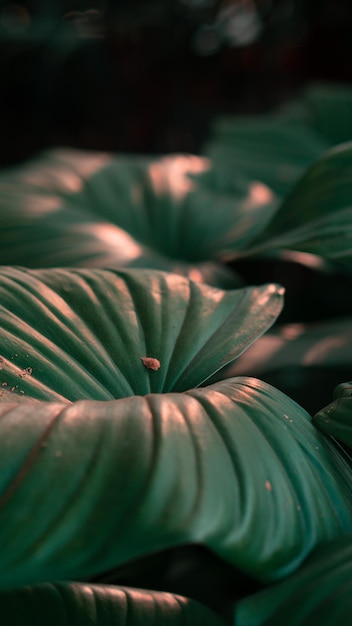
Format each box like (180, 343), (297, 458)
(140, 357), (161, 371)
(265, 480), (272, 491)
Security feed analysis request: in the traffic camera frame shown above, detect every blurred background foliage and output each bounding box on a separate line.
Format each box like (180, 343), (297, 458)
(1, 0), (352, 166)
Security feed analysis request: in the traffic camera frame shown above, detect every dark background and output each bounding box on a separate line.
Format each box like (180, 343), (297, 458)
(1, 0), (352, 167)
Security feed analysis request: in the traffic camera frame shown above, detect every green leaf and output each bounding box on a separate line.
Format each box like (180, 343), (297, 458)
(0, 149), (277, 285)
(314, 380), (352, 446)
(0, 267), (283, 401)
(0, 582), (226, 626)
(248, 142), (352, 262)
(235, 534), (352, 625)
(1, 377), (352, 588)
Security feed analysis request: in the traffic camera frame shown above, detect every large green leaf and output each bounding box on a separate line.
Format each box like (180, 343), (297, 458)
(1, 376), (352, 588)
(247, 142), (352, 262)
(0, 582), (225, 626)
(0, 267), (283, 401)
(0, 149), (277, 285)
(235, 534), (352, 625)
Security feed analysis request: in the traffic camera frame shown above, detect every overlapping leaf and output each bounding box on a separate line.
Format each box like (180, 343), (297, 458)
(0, 582), (225, 626)
(0, 149), (277, 286)
(0, 267), (283, 401)
(235, 534), (352, 625)
(204, 84), (352, 266)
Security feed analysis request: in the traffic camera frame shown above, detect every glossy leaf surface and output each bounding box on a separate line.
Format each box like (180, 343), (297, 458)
(1, 377), (352, 588)
(236, 534), (352, 625)
(0, 149), (276, 285)
(0, 582), (225, 626)
(0, 267), (283, 401)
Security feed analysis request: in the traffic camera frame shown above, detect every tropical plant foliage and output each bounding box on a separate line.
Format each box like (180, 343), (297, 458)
(2, 83), (352, 624)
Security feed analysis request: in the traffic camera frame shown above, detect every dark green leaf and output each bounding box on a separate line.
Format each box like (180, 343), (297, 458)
(0, 149), (277, 285)
(235, 534), (352, 625)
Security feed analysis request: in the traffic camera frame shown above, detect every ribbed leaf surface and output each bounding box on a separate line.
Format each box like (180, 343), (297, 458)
(1, 377), (352, 588)
(0, 267), (283, 401)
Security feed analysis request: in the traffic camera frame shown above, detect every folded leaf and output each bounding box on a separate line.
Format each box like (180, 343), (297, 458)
(235, 534), (352, 625)
(0, 267), (283, 401)
(0, 582), (225, 626)
(1, 377), (352, 588)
